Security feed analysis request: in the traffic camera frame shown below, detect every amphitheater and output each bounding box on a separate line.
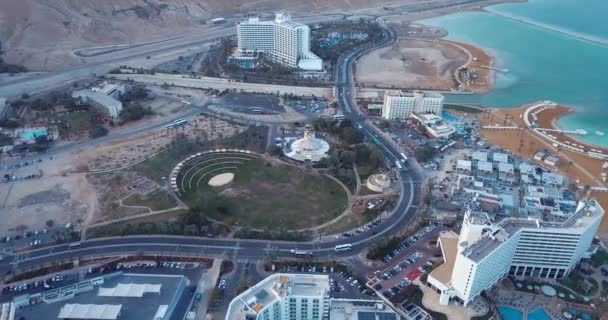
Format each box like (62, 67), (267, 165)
(170, 149), (259, 195)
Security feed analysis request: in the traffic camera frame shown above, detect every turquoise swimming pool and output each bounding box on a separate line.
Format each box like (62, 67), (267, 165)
(21, 130), (47, 140)
(442, 112), (460, 122)
(528, 309), (552, 320)
(499, 306), (524, 320)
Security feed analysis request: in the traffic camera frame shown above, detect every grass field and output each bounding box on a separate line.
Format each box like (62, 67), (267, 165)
(179, 157), (348, 230)
(59, 111), (95, 133)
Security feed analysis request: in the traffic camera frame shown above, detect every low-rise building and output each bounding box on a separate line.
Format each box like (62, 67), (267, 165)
(498, 163), (515, 183)
(410, 113), (455, 139)
(73, 90), (123, 119)
(541, 172), (564, 187)
(329, 299), (399, 320)
(544, 155), (560, 166)
(476, 161), (494, 178)
(72, 82), (125, 119)
(16, 272), (186, 320)
(533, 150), (547, 161)
(519, 162), (540, 184)
(456, 160), (472, 172)
(492, 152), (509, 164)
(471, 151), (488, 163)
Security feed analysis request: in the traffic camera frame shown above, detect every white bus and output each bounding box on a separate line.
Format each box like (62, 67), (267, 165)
(68, 242), (81, 248)
(335, 244), (352, 252)
(180, 100), (191, 106)
(174, 118), (188, 127)
(290, 250), (313, 257)
(395, 160), (403, 170)
(400, 153), (408, 163)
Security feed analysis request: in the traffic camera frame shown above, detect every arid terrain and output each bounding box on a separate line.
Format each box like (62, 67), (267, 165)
(0, 0), (442, 70)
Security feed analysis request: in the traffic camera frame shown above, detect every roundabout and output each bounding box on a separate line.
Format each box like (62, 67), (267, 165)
(171, 149), (349, 230)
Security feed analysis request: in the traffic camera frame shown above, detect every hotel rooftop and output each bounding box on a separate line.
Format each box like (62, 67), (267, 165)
(226, 274), (329, 320)
(461, 199), (603, 262)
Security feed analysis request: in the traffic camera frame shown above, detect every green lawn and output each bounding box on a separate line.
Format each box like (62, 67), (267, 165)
(122, 190), (177, 211)
(180, 158), (348, 230)
(60, 111), (95, 133)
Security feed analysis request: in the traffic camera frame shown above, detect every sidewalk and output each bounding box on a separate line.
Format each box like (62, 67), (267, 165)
(195, 259), (222, 320)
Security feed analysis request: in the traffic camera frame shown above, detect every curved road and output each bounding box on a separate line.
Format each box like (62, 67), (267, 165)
(0, 25), (423, 276)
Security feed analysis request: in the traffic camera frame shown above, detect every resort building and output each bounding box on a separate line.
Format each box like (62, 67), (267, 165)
(72, 82), (125, 119)
(226, 273), (330, 320)
(227, 274), (401, 320)
(428, 199), (604, 307)
(409, 113), (455, 139)
(381, 91), (445, 120)
(236, 13), (323, 70)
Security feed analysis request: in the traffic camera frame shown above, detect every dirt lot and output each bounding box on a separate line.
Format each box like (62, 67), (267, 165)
(356, 38), (465, 90)
(0, 175), (96, 234)
(68, 115), (245, 172)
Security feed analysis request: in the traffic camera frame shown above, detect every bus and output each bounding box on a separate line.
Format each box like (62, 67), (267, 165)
(335, 244), (352, 252)
(290, 250), (313, 257)
(68, 242), (81, 248)
(174, 118), (188, 127)
(395, 160), (403, 170)
(333, 114), (345, 120)
(180, 100), (191, 106)
(400, 153), (408, 163)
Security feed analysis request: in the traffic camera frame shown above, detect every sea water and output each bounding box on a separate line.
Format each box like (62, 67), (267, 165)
(419, 0), (608, 147)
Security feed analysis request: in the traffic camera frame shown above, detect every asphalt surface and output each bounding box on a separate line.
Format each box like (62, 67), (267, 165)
(0, 24), (424, 282)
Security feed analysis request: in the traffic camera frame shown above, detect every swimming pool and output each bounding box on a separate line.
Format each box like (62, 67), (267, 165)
(21, 130), (47, 140)
(528, 309), (552, 320)
(499, 306), (524, 320)
(442, 112), (460, 122)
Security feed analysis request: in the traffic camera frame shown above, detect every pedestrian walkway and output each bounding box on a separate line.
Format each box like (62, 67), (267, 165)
(195, 259), (222, 320)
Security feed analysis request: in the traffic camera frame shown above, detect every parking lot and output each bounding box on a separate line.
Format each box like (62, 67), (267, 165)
(273, 264), (375, 300)
(289, 99), (328, 117)
(368, 225), (446, 300)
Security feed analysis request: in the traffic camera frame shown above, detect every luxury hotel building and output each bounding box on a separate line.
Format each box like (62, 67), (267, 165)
(428, 199), (603, 306)
(381, 90), (444, 120)
(236, 13), (323, 71)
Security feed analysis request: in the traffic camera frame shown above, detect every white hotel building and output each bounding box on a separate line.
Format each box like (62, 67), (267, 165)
(428, 199), (603, 306)
(381, 90), (444, 120)
(226, 274), (400, 320)
(236, 13), (323, 71)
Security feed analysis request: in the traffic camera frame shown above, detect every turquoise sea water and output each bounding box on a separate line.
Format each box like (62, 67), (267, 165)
(419, 0), (608, 147)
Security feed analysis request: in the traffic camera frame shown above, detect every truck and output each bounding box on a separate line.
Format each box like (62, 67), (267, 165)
(290, 249), (313, 257)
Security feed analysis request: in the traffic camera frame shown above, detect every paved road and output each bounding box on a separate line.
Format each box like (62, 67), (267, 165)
(0, 24), (423, 282)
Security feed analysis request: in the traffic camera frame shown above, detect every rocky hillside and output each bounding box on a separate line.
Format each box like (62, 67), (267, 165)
(0, 0), (406, 70)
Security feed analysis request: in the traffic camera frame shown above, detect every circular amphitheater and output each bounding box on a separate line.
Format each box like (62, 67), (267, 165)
(170, 149), (260, 195)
